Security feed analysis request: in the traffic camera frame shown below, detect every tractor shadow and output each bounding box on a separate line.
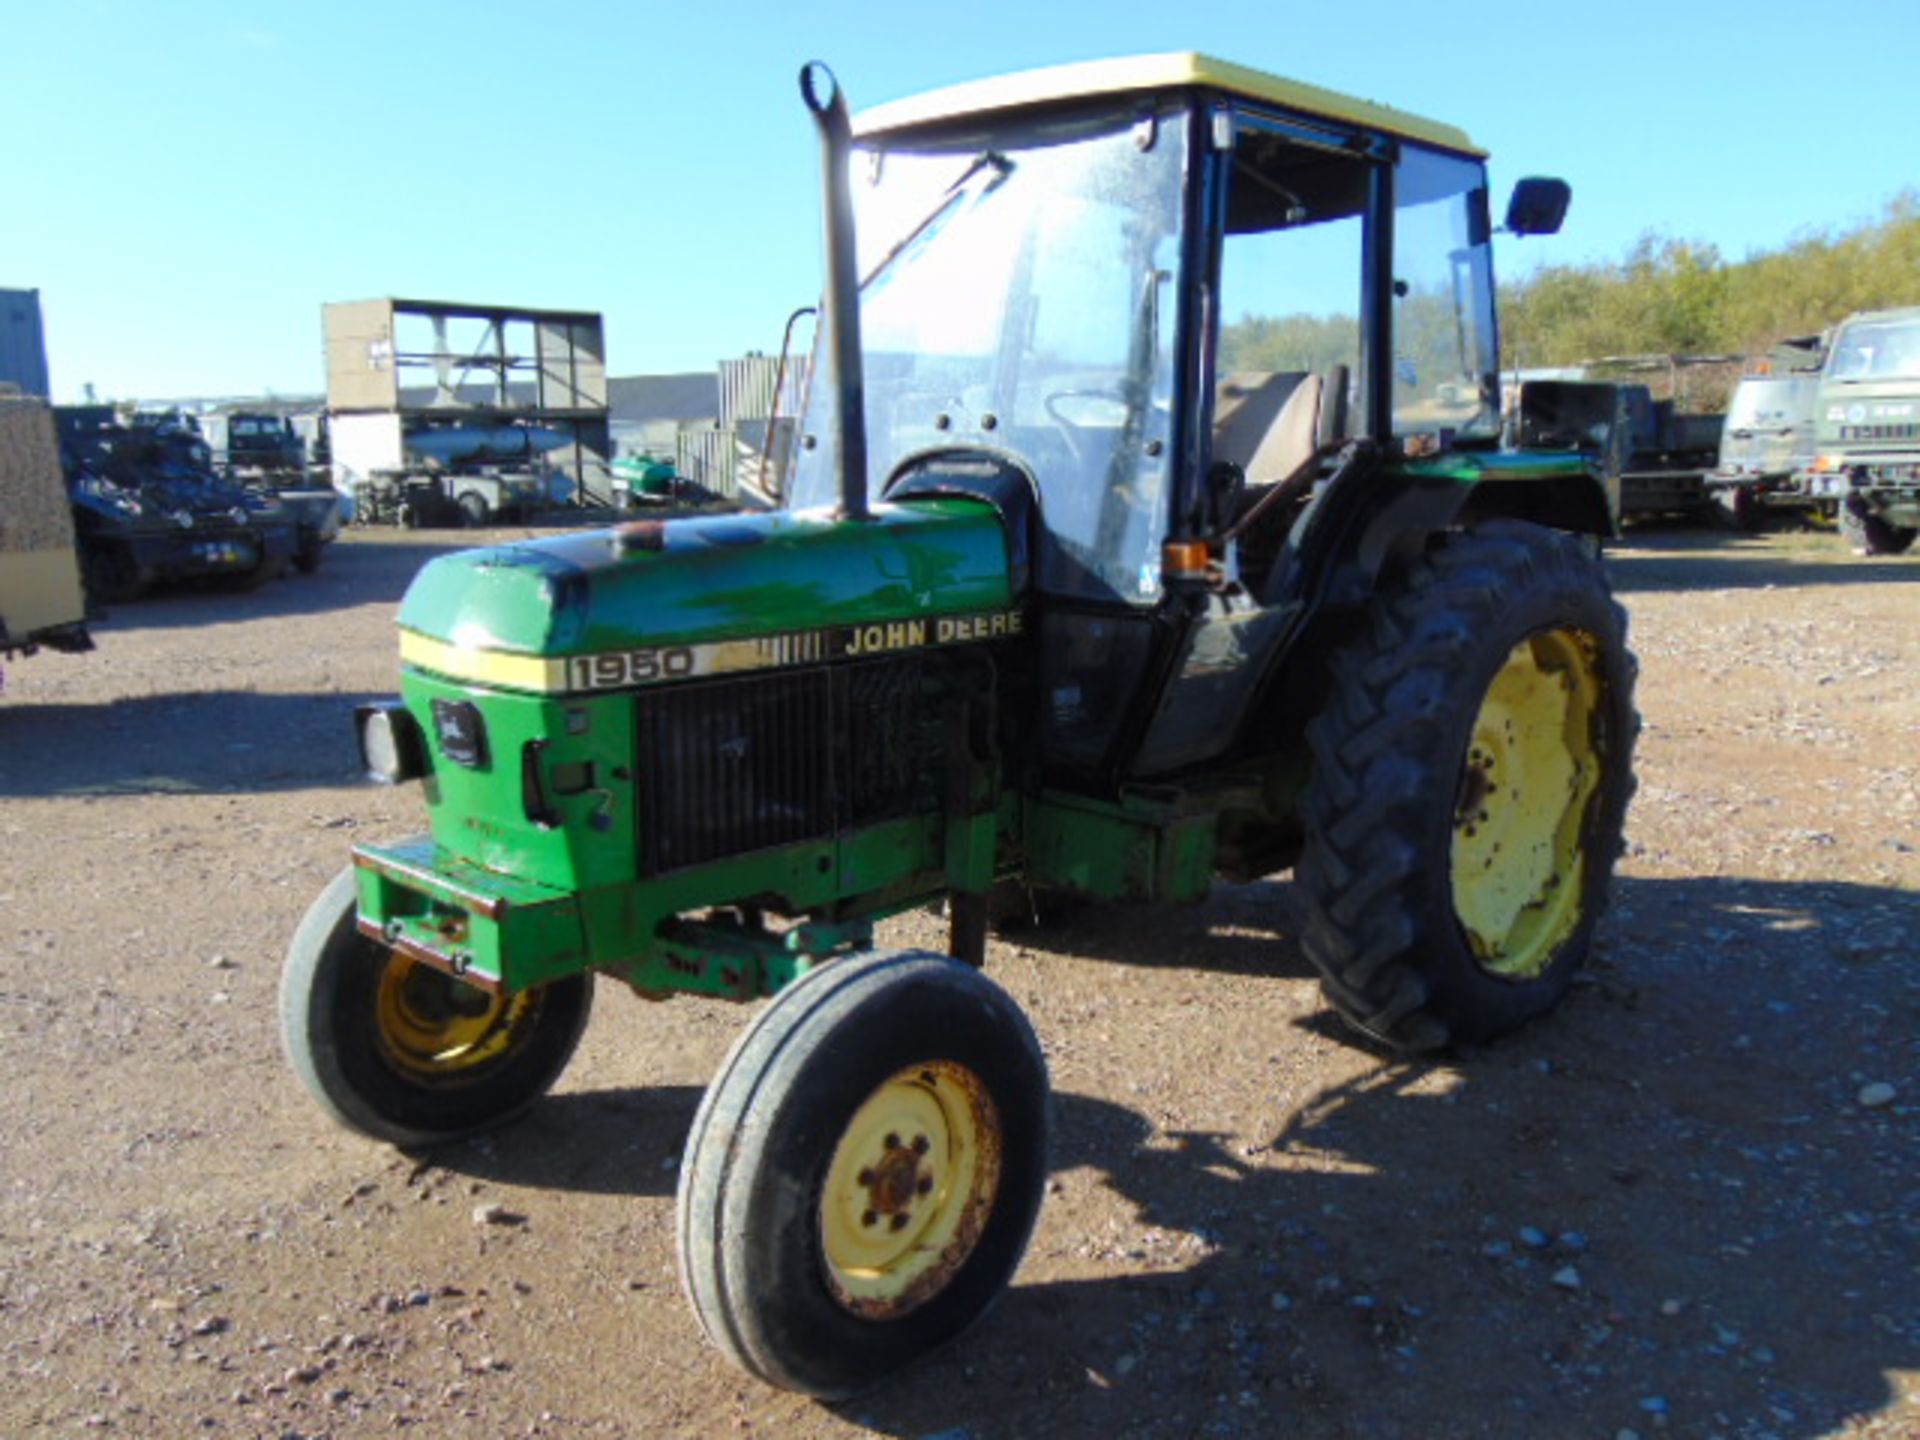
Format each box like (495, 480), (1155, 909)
(411, 874), (1918, 1437)
(83, 534), (479, 633)
(994, 877), (1325, 985)
(841, 872), (1920, 1439)
(422, 1085), (707, 1199)
(0, 688), (378, 796)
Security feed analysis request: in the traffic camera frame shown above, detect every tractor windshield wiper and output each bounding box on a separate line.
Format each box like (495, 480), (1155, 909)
(860, 151), (1013, 288)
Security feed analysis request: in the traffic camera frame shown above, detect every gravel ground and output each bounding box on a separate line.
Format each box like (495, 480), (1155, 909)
(0, 524), (1914, 1440)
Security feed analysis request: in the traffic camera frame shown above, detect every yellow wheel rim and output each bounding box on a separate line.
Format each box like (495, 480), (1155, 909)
(1451, 627), (1605, 981)
(374, 956), (534, 1077)
(820, 1060), (1001, 1319)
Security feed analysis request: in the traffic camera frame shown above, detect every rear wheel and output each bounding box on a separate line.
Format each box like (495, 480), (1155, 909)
(457, 490), (490, 527)
(1298, 521), (1638, 1050)
(1840, 500), (1916, 555)
(81, 542), (144, 604)
(1708, 483), (1761, 532)
(280, 868), (592, 1146)
(678, 950), (1048, 1398)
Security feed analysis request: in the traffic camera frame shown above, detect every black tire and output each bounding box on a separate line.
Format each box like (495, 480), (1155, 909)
(1297, 520), (1638, 1051)
(293, 535), (326, 574)
(1708, 483), (1761, 532)
(279, 868), (593, 1147)
(1840, 500), (1916, 555)
(677, 949), (1049, 1398)
(81, 542), (144, 604)
(225, 551), (289, 592)
(457, 491), (490, 527)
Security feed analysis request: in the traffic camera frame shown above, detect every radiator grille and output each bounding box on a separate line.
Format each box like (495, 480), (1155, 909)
(1840, 423), (1920, 442)
(635, 657), (934, 875)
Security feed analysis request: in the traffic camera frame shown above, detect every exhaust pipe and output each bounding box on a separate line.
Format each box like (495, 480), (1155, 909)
(800, 62), (870, 522)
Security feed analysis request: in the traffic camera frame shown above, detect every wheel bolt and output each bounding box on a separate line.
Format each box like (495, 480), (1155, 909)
(885, 1133), (900, 1151)
(861, 1210), (877, 1228)
(890, 1213), (910, 1232)
(857, 1168), (874, 1187)
(912, 1135), (930, 1155)
(916, 1176), (933, 1195)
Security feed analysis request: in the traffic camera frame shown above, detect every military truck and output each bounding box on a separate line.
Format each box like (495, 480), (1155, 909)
(281, 55), (1639, 1397)
(0, 394), (92, 683)
(1803, 306), (1920, 554)
(1703, 337), (1825, 529)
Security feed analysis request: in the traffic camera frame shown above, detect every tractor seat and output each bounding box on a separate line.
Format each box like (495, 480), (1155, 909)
(1212, 371), (1322, 487)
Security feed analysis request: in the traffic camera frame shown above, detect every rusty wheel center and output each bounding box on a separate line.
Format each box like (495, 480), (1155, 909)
(820, 1061), (1001, 1318)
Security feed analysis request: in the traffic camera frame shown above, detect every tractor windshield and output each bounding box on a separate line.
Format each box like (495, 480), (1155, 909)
(791, 106), (1189, 604)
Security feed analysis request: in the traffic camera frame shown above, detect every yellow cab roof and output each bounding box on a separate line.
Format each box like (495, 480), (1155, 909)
(854, 51), (1485, 158)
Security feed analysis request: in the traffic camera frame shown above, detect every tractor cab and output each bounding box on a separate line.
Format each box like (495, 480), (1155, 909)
(789, 53), (1582, 781)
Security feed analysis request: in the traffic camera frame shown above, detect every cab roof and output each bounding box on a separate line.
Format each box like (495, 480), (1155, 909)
(854, 51), (1484, 158)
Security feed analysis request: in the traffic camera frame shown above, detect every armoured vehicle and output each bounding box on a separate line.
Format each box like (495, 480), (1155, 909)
(58, 407), (299, 601)
(281, 55), (1639, 1397)
(0, 394), (91, 680)
(216, 413), (344, 572)
(1805, 306), (1920, 553)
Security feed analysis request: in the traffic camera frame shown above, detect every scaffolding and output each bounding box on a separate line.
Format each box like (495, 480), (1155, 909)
(323, 298), (613, 509)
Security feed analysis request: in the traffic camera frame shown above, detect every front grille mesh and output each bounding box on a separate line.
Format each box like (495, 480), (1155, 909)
(635, 658), (934, 875)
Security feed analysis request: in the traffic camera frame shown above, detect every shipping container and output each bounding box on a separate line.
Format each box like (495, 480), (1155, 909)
(0, 288), (51, 398)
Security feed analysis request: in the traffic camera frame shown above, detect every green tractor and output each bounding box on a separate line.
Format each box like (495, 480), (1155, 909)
(281, 54), (1637, 1397)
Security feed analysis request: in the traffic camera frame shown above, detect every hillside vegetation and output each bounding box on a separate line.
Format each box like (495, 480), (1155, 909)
(1219, 193), (1920, 413)
(1500, 191), (1920, 372)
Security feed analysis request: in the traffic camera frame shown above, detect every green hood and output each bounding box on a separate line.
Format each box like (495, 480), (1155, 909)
(397, 499), (1016, 666)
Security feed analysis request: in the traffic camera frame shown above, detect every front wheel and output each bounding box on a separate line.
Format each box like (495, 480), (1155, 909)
(1298, 521), (1638, 1051)
(677, 950), (1049, 1398)
(279, 868), (593, 1146)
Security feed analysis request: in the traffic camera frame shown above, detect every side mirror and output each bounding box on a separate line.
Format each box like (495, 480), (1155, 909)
(1505, 177), (1571, 237)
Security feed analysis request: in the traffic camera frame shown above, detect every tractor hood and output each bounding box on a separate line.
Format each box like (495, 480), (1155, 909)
(396, 500), (1020, 695)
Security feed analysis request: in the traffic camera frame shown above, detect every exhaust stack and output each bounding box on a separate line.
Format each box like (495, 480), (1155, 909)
(800, 62), (870, 523)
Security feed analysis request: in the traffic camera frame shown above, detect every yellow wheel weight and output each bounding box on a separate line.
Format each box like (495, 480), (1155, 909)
(1450, 627), (1605, 980)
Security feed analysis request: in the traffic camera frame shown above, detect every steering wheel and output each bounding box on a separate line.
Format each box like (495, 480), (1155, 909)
(1043, 388), (1129, 466)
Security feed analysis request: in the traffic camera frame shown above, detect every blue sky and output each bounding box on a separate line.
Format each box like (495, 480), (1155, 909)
(5, 0), (1913, 401)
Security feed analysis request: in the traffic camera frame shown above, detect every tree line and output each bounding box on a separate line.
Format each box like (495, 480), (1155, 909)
(1500, 191), (1920, 384)
(1218, 192), (1920, 413)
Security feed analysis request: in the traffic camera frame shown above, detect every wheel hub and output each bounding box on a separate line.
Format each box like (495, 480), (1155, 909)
(1450, 628), (1604, 980)
(820, 1060), (1001, 1319)
(375, 955), (531, 1076)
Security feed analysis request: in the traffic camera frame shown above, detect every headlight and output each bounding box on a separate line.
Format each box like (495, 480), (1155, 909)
(356, 702), (427, 784)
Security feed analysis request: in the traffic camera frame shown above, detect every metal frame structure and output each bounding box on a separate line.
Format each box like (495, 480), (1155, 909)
(323, 298), (612, 506)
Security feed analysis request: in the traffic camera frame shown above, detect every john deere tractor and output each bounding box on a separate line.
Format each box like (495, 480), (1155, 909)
(281, 55), (1637, 1397)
